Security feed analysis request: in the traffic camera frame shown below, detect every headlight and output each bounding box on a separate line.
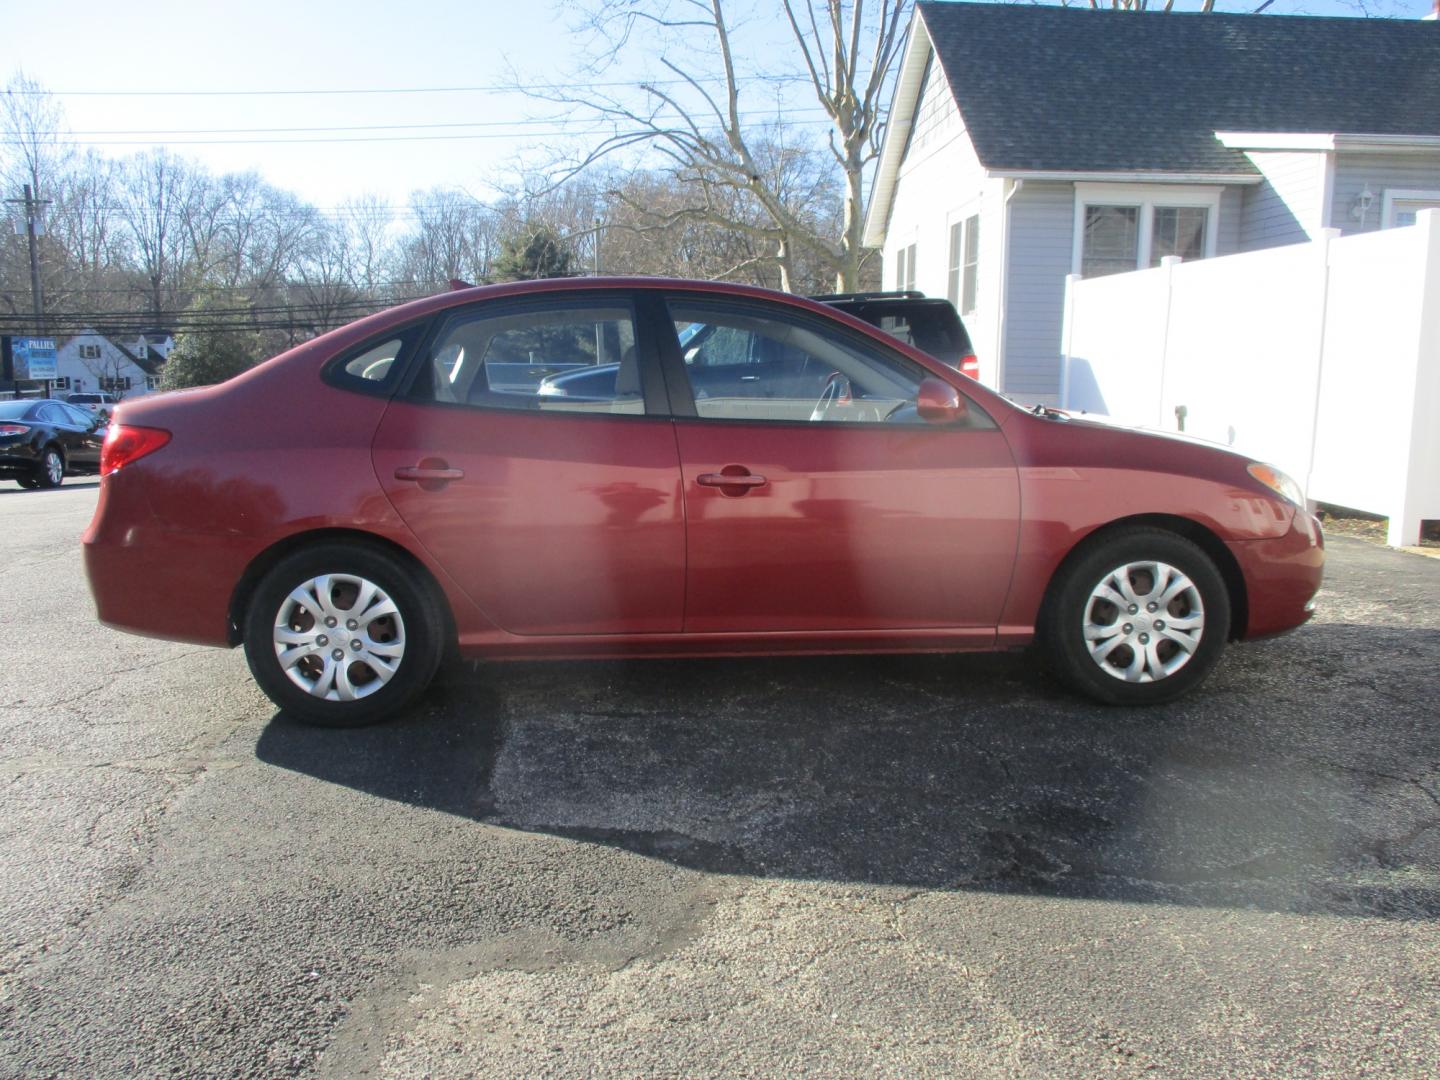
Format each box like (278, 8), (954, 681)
(1247, 462), (1304, 507)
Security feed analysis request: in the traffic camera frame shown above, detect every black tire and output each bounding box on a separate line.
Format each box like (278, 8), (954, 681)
(242, 542), (447, 727)
(35, 447), (64, 489)
(17, 476), (40, 490)
(1042, 527), (1231, 706)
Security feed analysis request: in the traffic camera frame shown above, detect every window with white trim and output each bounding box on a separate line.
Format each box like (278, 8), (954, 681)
(1383, 189), (1440, 229)
(52, 376), (71, 391)
(145, 376), (161, 390)
(946, 215), (980, 316)
(894, 243), (917, 291)
(1074, 184), (1221, 278)
(78, 344), (101, 359)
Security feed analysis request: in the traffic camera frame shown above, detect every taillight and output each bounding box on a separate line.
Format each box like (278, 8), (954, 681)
(0, 423), (30, 436)
(959, 354), (980, 380)
(101, 425), (171, 476)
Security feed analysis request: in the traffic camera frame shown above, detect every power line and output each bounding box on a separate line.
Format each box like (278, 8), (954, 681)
(8, 75), (813, 98)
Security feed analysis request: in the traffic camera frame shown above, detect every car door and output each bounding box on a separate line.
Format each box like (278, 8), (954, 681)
(659, 295), (1020, 634)
(35, 403), (88, 471)
(370, 294), (687, 637)
(58, 404), (104, 471)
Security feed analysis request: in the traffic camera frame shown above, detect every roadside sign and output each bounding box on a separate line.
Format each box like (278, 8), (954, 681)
(10, 337), (57, 380)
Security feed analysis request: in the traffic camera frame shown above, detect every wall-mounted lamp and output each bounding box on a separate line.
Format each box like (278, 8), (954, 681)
(1350, 185), (1375, 222)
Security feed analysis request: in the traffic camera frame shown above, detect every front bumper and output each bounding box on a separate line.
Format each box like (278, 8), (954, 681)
(1227, 509), (1325, 639)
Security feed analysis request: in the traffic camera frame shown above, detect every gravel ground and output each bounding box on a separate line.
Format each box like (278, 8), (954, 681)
(1, 482), (1437, 1078)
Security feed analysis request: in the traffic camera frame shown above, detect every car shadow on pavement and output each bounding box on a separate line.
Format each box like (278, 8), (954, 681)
(256, 623), (1440, 920)
(0, 479), (100, 496)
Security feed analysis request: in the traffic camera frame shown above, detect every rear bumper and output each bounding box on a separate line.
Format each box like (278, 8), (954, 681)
(0, 446), (41, 478)
(1228, 509), (1325, 639)
(83, 476), (249, 647)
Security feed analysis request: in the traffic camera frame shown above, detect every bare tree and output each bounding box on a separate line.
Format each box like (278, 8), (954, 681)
(532, 0), (906, 292)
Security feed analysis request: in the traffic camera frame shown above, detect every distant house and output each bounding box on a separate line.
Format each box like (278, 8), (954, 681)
(862, 3), (1440, 402)
(53, 331), (172, 399)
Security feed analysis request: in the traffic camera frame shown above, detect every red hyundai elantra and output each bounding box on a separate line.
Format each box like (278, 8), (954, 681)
(83, 278), (1323, 726)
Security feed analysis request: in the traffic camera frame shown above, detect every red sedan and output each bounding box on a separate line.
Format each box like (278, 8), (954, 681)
(83, 278), (1323, 726)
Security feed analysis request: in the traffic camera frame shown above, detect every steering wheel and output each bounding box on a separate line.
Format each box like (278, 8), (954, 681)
(810, 372), (852, 422)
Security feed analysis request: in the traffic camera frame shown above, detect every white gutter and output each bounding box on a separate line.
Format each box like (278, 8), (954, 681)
(987, 168), (1262, 186)
(993, 178), (1024, 394)
(1216, 131), (1440, 154)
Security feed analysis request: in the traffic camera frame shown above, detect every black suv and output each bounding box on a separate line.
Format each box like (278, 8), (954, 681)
(813, 291), (978, 379)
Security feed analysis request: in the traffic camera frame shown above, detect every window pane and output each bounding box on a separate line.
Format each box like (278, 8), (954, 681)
(420, 305), (643, 415)
(1151, 206), (1207, 266)
(1081, 205), (1139, 278)
(905, 243), (917, 291)
(961, 214), (980, 315)
(946, 221), (963, 306)
(669, 300), (972, 427)
(343, 338), (404, 382)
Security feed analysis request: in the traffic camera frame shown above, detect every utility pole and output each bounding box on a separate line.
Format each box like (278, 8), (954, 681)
(6, 185), (49, 334)
(5, 185), (52, 395)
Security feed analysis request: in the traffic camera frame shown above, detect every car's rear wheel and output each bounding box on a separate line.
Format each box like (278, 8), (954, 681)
(17, 476), (40, 490)
(242, 543), (446, 727)
(1042, 527), (1231, 706)
(36, 447), (64, 489)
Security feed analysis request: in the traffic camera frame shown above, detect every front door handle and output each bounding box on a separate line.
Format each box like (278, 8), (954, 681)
(697, 466), (767, 495)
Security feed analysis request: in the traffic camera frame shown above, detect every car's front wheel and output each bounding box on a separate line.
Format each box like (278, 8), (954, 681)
(1042, 527), (1231, 706)
(242, 543), (446, 727)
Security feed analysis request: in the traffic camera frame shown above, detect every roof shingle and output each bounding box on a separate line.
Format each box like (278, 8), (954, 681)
(916, 2), (1440, 174)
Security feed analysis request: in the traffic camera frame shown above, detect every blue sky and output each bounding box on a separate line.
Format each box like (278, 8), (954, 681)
(7, 0), (1436, 209)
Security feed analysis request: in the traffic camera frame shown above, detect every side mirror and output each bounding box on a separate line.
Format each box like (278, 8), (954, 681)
(916, 376), (970, 424)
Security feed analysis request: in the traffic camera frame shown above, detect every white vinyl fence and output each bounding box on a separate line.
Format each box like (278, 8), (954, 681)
(1061, 209), (1440, 546)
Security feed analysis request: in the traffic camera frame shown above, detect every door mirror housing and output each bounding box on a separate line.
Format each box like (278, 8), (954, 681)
(916, 376), (970, 425)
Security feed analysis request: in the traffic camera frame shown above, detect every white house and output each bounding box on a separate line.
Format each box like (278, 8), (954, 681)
(52, 330), (172, 399)
(863, 3), (1440, 403)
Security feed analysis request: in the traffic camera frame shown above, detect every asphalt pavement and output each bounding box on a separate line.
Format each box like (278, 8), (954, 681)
(1, 481), (1437, 1078)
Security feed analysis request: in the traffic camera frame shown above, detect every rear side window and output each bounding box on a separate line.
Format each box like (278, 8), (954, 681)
(343, 338), (405, 383)
(414, 302), (645, 416)
(325, 328), (423, 396)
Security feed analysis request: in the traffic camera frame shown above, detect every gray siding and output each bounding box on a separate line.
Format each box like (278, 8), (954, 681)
(1332, 151), (1440, 235)
(1217, 185), (1244, 256)
(1238, 152), (1319, 250)
(1002, 181), (1073, 401)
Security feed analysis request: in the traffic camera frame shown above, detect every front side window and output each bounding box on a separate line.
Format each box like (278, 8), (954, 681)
(668, 300), (989, 428)
(417, 303), (644, 415)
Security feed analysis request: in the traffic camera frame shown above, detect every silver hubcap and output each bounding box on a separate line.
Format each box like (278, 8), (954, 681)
(1082, 561), (1204, 683)
(273, 574), (406, 701)
(45, 452), (62, 484)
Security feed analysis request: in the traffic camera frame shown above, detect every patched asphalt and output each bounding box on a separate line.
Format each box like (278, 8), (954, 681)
(1, 482), (1437, 1078)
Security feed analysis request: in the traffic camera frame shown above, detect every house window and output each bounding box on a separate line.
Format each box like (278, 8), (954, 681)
(100, 376), (132, 392)
(51, 376), (71, 391)
(145, 376), (161, 390)
(1150, 207), (1208, 265)
(947, 216), (981, 315)
(894, 243), (917, 291)
(78, 344), (101, 360)
(1074, 184), (1221, 278)
(961, 215), (980, 315)
(1382, 189), (1440, 228)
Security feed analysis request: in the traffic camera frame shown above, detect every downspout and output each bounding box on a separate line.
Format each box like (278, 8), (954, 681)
(993, 178), (1024, 393)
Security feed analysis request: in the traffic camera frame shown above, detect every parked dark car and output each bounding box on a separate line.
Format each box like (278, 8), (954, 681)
(84, 277), (1323, 728)
(1, 399), (106, 489)
(537, 290), (979, 402)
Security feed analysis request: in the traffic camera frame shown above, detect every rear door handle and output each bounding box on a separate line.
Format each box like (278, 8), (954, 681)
(394, 464), (465, 482)
(697, 471), (767, 489)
